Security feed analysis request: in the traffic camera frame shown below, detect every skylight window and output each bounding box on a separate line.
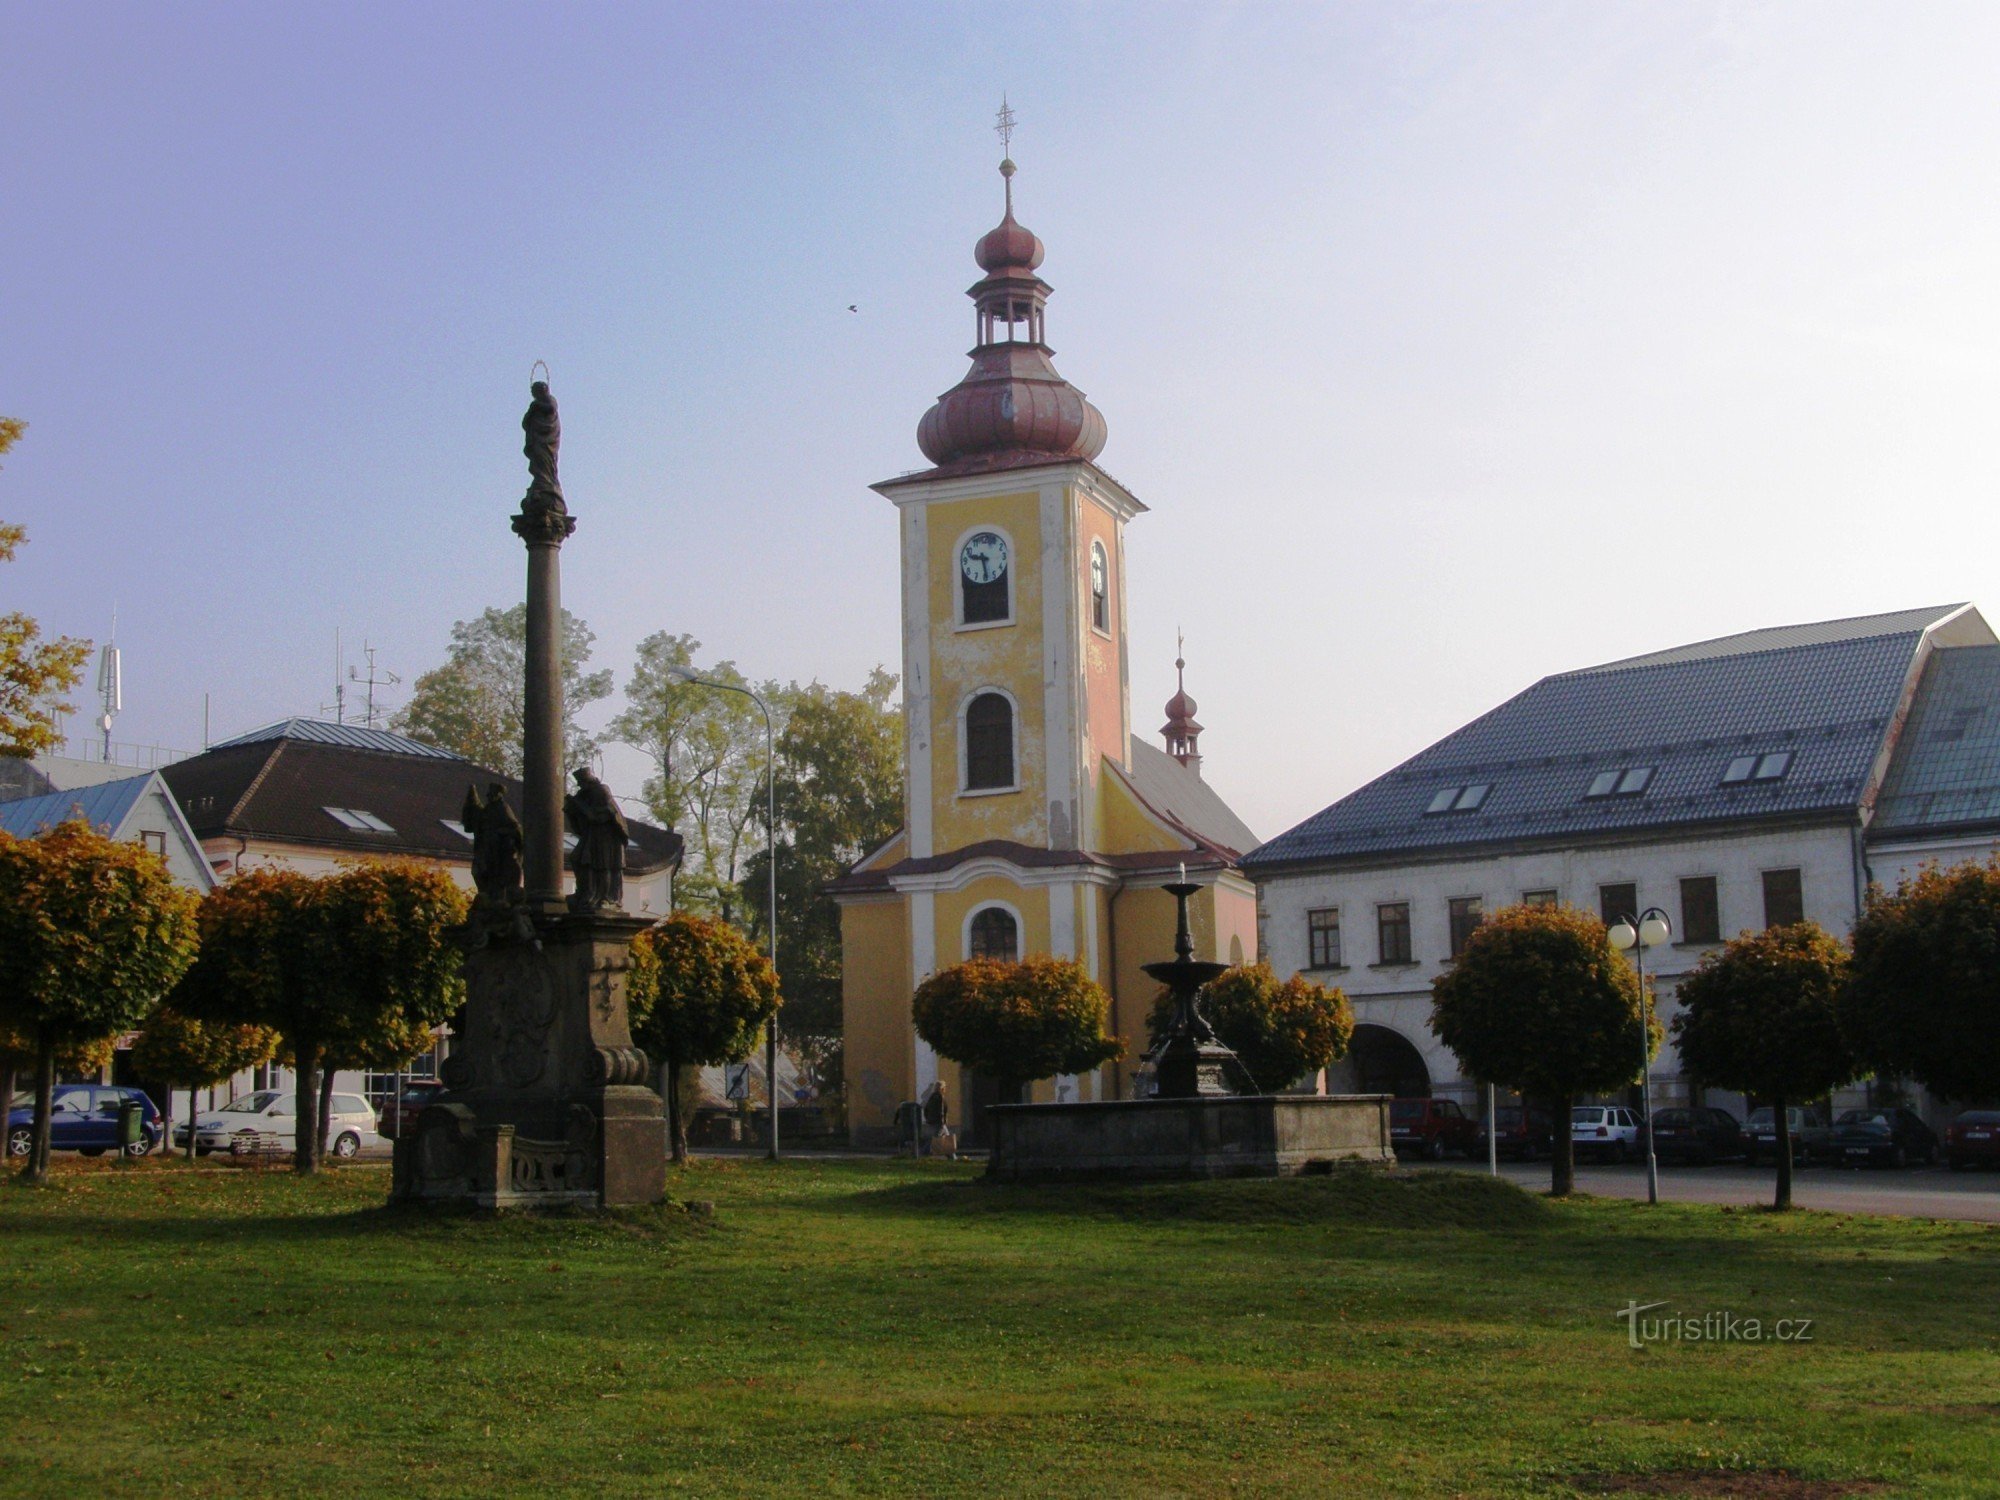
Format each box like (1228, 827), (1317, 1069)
(1584, 766), (1654, 799)
(1423, 783), (1491, 815)
(1720, 752), (1792, 787)
(439, 819), (474, 841)
(323, 806), (395, 834)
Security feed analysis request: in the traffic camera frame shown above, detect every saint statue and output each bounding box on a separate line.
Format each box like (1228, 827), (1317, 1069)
(563, 767), (629, 910)
(523, 379), (564, 508)
(462, 782), (525, 907)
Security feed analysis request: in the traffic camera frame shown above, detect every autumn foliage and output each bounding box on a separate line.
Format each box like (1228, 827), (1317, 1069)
(1147, 963), (1354, 1093)
(912, 956), (1122, 1100)
(0, 819), (201, 1180)
(628, 912), (780, 1162)
(1430, 902), (1654, 1196)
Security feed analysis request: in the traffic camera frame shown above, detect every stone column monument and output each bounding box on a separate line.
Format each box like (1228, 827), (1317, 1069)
(392, 379), (666, 1210)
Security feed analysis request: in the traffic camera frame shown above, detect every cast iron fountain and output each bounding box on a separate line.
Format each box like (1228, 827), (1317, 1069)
(1141, 880), (1236, 1099)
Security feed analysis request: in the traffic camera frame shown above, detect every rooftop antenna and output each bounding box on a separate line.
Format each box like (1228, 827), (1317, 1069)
(95, 610), (122, 762)
(320, 627), (347, 725)
(349, 640), (401, 729)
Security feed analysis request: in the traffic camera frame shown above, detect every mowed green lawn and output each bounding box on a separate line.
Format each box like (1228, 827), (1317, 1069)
(3, 1157), (1997, 1499)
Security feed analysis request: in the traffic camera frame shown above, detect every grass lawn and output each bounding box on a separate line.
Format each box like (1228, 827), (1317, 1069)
(3, 1156), (1997, 1498)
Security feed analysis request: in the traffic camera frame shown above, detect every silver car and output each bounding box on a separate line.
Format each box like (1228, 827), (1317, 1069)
(175, 1089), (382, 1159)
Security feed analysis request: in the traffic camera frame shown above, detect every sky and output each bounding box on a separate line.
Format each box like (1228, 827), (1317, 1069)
(4, 2), (1999, 841)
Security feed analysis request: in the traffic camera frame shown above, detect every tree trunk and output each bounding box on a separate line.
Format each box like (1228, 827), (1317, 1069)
(293, 1043), (321, 1174)
(317, 1068), (336, 1165)
(1773, 1094), (1793, 1212)
(185, 1083), (198, 1161)
(1550, 1092), (1575, 1197)
(22, 1039), (56, 1183)
(666, 1057), (687, 1165)
(0, 1063), (14, 1126)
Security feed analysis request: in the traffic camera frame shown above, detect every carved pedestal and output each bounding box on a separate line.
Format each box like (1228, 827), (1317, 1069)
(393, 910), (665, 1210)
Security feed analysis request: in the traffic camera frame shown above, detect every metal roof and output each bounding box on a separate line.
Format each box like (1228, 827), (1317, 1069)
(207, 718), (461, 760)
(1576, 604), (1971, 675)
(1870, 645), (2000, 836)
(1245, 615), (1955, 871)
(0, 773), (154, 839)
(1120, 740), (1260, 856)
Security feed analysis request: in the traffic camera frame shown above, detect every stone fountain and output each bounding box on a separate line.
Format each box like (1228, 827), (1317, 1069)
(985, 882), (1393, 1182)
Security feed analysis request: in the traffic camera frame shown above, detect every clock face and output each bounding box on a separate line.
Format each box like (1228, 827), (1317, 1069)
(960, 531), (1009, 585)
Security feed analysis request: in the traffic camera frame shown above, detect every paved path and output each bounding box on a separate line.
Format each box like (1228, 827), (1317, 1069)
(1413, 1157), (2000, 1223)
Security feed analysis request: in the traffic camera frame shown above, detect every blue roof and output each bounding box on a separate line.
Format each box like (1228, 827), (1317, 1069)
(1246, 613), (1957, 871)
(207, 718), (459, 760)
(1870, 645), (2000, 835)
(0, 773), (154, 840)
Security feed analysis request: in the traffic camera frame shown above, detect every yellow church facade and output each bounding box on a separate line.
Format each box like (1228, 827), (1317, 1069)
(833, 154), (1261, 1146)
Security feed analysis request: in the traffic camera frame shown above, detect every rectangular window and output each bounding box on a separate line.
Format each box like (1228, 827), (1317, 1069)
(1762, 868), (1804, 928)
(140, 830), (168, 859)
(1599, 882), (1637, 927)
(1448, 897), (1484, 958)
(1680, 876), (1720, 944)
(1307, 908), (1342, 969)
(1377, 902), (1412, 965)
(1522, 889), (1558, 907)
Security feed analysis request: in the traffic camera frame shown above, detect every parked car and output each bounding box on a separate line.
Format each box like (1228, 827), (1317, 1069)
(376, 1080), (448, 1140)
(1823, 1107), (1939, 1169)
(1645, 1106), (1745, 1166)
(1571, 1104), (1644, 1163)
(1944, 1109), (2000, 1172)
(1743, 1106), (1831, 1165)
(175, 1089), (382, 1159)
(1473, 1105), (1554, 1161)
(6, 1085), (164, 1159)
(1389, 1097), (1479, 1160)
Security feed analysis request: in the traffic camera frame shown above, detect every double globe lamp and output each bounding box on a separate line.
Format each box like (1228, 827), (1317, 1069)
(1607, 908), (1671, 1205)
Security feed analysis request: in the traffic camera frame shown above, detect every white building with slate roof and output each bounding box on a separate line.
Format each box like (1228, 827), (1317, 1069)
(1244, 605), (2000, 1125)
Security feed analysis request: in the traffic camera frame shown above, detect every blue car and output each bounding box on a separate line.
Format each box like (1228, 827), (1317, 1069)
(6, 1084), (164, 1159)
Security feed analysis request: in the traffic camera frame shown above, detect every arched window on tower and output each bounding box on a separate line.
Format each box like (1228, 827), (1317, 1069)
(964, 692), (1016, 791)
(1090, 541), (1109, 633)
(968, 905), (1020, 962)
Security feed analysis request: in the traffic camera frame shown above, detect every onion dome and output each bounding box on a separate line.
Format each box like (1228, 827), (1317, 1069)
(915, 158), (1108, 471)
(1161, 650), (1204, 768)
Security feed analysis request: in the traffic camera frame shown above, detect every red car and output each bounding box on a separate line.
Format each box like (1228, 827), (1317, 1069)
(1946, 1110), (2000, 1171)
(1389, 1098), (1479, 1161)
(376, 1081), (447, 1140)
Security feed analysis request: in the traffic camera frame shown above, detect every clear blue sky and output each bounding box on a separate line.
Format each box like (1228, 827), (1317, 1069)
(5, 3), (1998, 839)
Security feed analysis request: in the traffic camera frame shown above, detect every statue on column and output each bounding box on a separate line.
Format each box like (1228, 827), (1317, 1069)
(462, 782), (525, 907)
(564, 767), (629, 910)
(523, 379), (565, 510)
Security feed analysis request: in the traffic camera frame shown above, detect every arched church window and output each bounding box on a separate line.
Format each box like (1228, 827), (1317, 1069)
(1090, 541), (1109, 633)
(964, 692), (1015, 790)
(968, 905), (1020, 962)
(958, 529), (1011, 625)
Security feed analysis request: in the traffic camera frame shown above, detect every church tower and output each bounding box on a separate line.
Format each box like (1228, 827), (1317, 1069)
(834, 129), (1262, 1146)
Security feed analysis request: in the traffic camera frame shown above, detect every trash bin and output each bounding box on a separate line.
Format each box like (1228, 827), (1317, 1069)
(116, 1100), (145, 1157)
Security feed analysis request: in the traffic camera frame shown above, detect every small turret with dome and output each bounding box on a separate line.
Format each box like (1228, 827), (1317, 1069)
(1161, 638), (1205, 772)
(914, 110), (1108, 474)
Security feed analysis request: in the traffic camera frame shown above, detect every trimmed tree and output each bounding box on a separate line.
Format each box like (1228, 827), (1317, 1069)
(1671, 921), (1853, 1210)
(1146, 963), (1354, 1093)
(0, 820), (200, 1181)
(1430, 903), (1655, 1196)
(628, 912), (781, 1164)
(129, 1008), (278, 1160)
(175, 863), (466, 1172)
(1843, 859), (2000, 1107)
(912, 956), (1123, 1106)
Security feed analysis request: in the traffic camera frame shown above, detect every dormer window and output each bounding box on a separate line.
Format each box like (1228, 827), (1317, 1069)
(1584, 766), (1653, 799)
(1720, 751), (1792, 785)
(1424, 783), (1491, 815)
(324, 806), (395, 833)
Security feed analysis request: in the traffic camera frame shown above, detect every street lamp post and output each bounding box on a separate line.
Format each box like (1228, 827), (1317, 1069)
(1607, 906), (1671, 1205)
(669, 668), (779, 1163)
